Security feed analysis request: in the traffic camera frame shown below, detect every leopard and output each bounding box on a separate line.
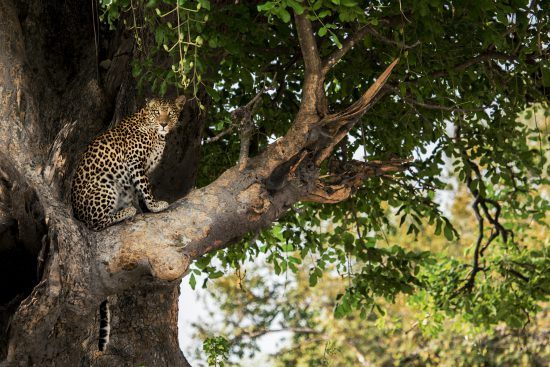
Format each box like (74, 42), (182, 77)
(71, 95), (186, 231)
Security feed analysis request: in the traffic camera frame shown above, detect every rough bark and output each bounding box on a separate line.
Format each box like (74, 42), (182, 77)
(0, 2), (398, 366)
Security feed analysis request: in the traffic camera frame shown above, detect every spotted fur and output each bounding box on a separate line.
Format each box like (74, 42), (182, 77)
(71, 96), (186, 231)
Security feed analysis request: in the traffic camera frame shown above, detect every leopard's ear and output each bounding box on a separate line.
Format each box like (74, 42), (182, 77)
(147, 99), (157, 108)
(174, 95), (186, 110)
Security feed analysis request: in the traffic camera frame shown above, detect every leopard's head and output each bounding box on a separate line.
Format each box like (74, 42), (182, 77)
(145, 95), (187, 136)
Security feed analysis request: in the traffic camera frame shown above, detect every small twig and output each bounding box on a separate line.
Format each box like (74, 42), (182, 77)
(363, 26), (420, 51)
(203, 124), (237, 144)
(288, 150), (308, 175)
(505, 267), (530, 282)
(231, 327), (321, 346)
(430, 50), (518, 78)
(461, 195), (485, 292)
(383, 85), (483, 113)
(398, 0), (412, 24)
(235, 83), (275, 171)
(322, 26), (371, 74)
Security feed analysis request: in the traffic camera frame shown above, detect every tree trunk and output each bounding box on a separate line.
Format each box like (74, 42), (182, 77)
(94, 285), (188, 367)
(0, 1), (198, 365)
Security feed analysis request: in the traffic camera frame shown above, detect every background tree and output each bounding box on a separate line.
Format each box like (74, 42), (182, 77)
(0, 0), (547, 366)
(188, 159), (549, 365)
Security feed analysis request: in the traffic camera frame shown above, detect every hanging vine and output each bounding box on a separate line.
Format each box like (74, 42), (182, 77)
(101, 0), (210, 106)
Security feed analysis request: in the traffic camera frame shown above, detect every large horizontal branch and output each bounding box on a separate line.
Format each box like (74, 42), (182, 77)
(95, 163), (303, 290)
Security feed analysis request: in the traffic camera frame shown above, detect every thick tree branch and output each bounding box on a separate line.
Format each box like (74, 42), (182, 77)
(294, 12), (322, 80)
(95, 166), (292, 290)
(294, 12), (326, 118)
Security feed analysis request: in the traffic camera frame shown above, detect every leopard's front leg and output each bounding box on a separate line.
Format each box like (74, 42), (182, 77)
(129, 162), (169, 212)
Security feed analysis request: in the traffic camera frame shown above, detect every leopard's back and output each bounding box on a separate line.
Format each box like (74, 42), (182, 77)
(71, 127), (135, 230)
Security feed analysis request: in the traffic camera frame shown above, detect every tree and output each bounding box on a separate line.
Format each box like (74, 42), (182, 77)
(0, 0), (547, 366)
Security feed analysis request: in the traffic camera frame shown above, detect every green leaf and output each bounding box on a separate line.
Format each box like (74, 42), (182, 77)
(309, 273), (318, 287)
(257, 2), (276, 11)
(341, 0), (358, 6)
(198, 0), (211, 10)
(444, 222), (454, 241)
(399, 83), (406, 97)
(318, 26), (328, 37)
(274, 7), (291, 23)
(330, 34), (342, 49)
(189, 273), (197, 290)
(318, 10), (331, 18)
(209, 271), (224, 279)
(286, 0), (304, 14)
(159, 79), (168, 96)
(196, 257), (210, 270)
(435, 219), (442, 236)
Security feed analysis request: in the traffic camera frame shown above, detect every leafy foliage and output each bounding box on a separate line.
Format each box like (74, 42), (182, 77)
(190, 184), (548, 366)
(203, 336), (230, 367)
(101, 0), (549, 362)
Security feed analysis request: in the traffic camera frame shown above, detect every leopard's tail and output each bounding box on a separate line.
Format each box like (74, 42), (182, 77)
(98, 300), (110, 351)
